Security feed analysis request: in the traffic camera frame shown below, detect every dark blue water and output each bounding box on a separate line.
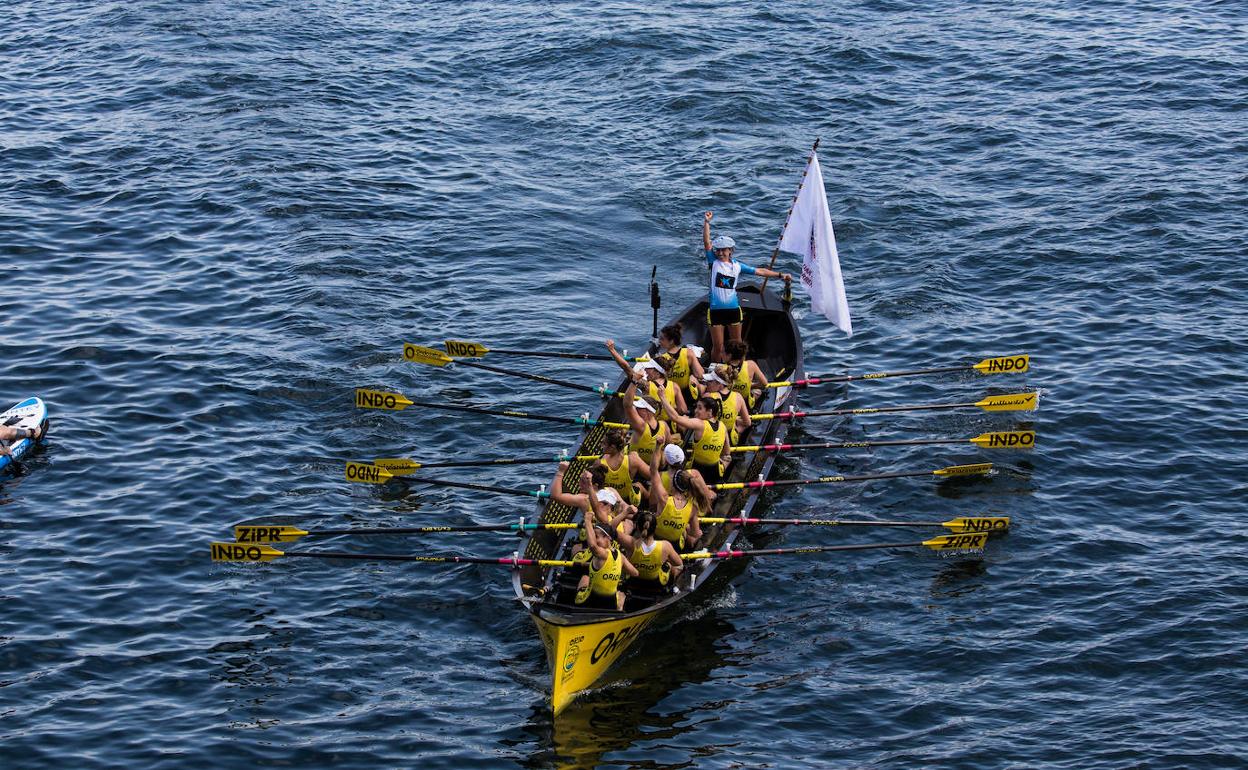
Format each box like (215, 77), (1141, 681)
(3, 1), (1246, 767)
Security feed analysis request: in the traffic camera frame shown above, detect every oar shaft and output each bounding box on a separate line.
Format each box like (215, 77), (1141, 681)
(457, 359), (620, 397)
(302, 523), (581, 537)
(754, 401), (979, 420)
(403, 475), (548, 499)
(686, 540), (927, 559)
(406, 399), (593, 426)
(787, 365), (969, 387)
(733, 437), (963, 453)
(713, 468), (935, 490)
(703, 517), (948, 528)
(283, 551), (572, 567)
(481, 348), (617, 362)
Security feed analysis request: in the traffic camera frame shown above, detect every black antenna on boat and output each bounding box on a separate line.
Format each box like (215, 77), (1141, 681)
(649, 265), (661, 343)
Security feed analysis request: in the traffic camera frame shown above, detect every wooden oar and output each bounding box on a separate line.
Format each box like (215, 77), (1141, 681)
(767, 355), (1030, 388)
(233, 522), (583, 544)
(210, 542), (573, 567)
(680, 531), (991, 560)
(343, 462), (550, 499)
(403, 343), (624, 397)
(752, 392), (1039, 420)
(711, 463), (991, 491)
(354, 389), (628, 428)
(731, 430), (1035, 453)
(700, 516), (1010, 533)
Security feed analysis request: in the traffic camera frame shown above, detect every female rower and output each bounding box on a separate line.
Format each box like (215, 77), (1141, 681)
(699, 365), (751, 445)
(724, 339), (769, 409)
(607, 339), (687, 424)
(658, 393), (730, 486)
(550, 462), (634, 554)
(646, 445), (710, 550)
(572, 469), (638, 610)
(656, 322), (705, 405)
(597, 429), (648, 508)
(703, 210), (791, 363)
(617, 508), (683, 591)
(620, 380), (669, 467)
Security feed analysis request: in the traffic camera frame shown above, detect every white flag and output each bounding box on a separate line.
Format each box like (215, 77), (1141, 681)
(777, 153), (852, 336)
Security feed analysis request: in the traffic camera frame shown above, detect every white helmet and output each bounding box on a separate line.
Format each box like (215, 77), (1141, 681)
(711, 235), (736, 250)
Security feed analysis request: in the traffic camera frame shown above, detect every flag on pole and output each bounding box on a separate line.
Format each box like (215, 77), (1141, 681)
(778, 152), (852, 336)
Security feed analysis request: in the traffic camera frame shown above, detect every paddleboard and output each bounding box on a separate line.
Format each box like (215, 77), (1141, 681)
(0, 397), (48, 475)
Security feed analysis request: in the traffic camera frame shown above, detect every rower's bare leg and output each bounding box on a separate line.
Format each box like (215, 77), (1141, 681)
(727, 323), (744, 353)
(616, 591), (626, 611)
(710, 324), (726, 363)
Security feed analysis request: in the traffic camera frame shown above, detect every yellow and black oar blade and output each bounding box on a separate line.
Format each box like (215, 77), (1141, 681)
(402, 343), (455, 367)
(933, 463), (993, 477)
(354, 388), (414, 411)
(211, 542), (286, 562)
(975, 392), (1040, 412)
(942, 516), (1010, 533)
(344, 462), (394, 484)
(922, 531), (992, 551)
(233, 525), (309, 543)
(973, 354), (1029, 375)
(969, 430), (1035, 449)
(444, 340), (490, 358)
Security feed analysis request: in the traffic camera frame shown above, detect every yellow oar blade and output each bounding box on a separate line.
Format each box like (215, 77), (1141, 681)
(444, 340), (489, 358)
(234, 525), (309, 543)
(402, 343), (454, 367)
(975, 392), (1040, 412)
(354, 388), (413, 411)
(970, 430), (1036, 449)
(344, 462), (394, 484)
(373, 458), (420, 475)
(211, 542), (285, 562)
(933, 463), (993, 477)
(922, 532), (991, 551)
(973, 354), (1029, 375)
(942, 516), (1010, 533)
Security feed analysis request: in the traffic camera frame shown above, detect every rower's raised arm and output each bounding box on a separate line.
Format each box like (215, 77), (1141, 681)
(604, 339), (633, 377)
(702, 211), (713, 253)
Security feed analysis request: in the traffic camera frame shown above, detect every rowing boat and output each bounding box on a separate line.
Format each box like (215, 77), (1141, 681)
(512, 282), (803, 713)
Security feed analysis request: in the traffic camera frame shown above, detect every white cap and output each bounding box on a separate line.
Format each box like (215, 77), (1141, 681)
(637, 359), (664, 375)
(595, 488), (620, 505)
(663, 444), (685, 466)
(702, 369), (729, 386)
(633, 398), (656, 413)
(711, 235), (736, 250)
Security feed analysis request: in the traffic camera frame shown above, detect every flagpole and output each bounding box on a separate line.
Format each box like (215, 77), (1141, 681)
(761, 137), (821, 294)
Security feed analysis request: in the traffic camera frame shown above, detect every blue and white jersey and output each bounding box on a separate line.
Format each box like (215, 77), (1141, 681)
(706, 249), (757, 310)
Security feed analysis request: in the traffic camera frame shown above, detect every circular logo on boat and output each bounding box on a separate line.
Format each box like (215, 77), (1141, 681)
(563, 635), (583, 673)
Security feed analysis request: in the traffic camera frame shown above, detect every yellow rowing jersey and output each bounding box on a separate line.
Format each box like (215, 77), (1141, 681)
(586, 543), (623, 598)
(630, 420), (663, 466)
(648, 380), (679, 422)
(709, 391), (745, 444)
(601, 453), (641, 506)
(630, 539), (669, 584)
(690, 419), (727, 467)
(665, 347), (692, 389)
(655, 494), (693, 547)
(731, 362), (753, 403)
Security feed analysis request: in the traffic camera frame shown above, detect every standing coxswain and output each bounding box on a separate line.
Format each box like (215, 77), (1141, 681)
(702, 211), (791, 363)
